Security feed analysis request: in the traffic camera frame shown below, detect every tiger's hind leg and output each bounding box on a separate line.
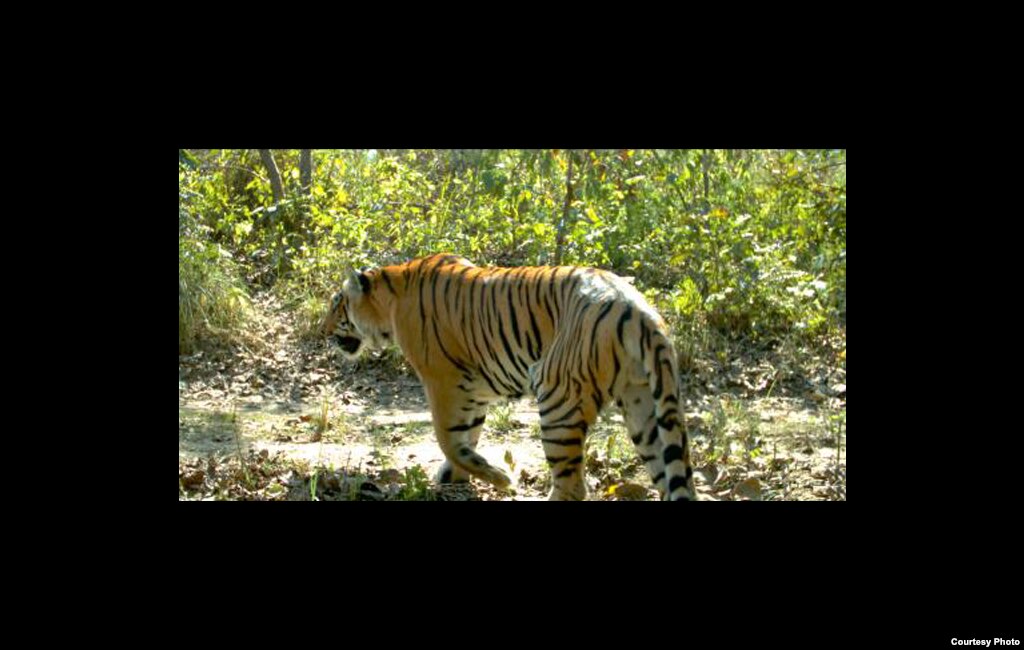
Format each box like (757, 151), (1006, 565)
(539, 405), (594, 500)
(533, 371), (600, 501)
(617, 382), (669, 498)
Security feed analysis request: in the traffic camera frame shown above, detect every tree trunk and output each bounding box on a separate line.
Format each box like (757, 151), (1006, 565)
(257, 150), (285, 203)
(299, 149), (313, 196)
(554, 150), (574, 266)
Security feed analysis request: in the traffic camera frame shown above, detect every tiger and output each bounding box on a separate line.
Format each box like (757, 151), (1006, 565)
(319, 253), (695, 501)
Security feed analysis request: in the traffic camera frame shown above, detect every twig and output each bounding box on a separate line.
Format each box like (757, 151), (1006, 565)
(199, 163), (269, 184)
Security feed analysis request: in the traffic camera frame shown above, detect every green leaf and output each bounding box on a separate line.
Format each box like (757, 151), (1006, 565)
(179, 149), (198, 169)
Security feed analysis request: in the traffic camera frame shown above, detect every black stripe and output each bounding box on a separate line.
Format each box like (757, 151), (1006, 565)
(545, 403), (582, 425)
(584, 355), (602, 408)
(652, 471), (665, 485)
(465, 273), (490, 374)
(652, 343), (666, 399)
(535, 378), (557, 405)
(495, 284), (530, 378)
(482, 277), (521, 392)
(528, 300), (543, 360)
(476, 367), (502, 396)
(640, 320), (649, 362)
(608, 349), (620, 398)
(616, 306), (633, 342)
(432, 315), (471, 374)
(472, 275), (520, 394)
(380, 270), (396, 295)
(443, 272), (454, 310)
(541, 420), (589, 434)
(668, 476), (690, 493)
(538, 395), (570, 418)
(547, 270), (560, 320)
(545, 455), (582, 467)
(495, 316), (519, 370)
(419, 272), (428, 360)
(555, 466), (578, 478)
(533, 273), (545, 324)
(571, 377), (582, 401)
(541, 437), (583, 446)
(515, 273), (535, 359)
(663, 444), (684, 465)
(562, 269), (579, 305)
(590, 363), (606, 410)
(449, 416), (486, 433)
(542, 294), (556, 328)
(657, 410), (679, 430)
(508, 278), (522, 348)
(590, 301), (615, 347)
(646, 423), (658, 446)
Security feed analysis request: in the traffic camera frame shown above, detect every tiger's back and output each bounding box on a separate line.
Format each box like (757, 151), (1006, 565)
(320, 253), (695, 501)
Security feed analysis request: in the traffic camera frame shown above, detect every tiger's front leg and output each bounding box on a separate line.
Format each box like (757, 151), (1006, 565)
(423, 384), (511, 490)
(434, 403), (485, 485)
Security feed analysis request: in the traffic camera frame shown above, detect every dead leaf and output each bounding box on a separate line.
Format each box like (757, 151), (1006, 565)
(180, 470), (205, 488)
(732, 478), (762, 501)
(609, 482), (649, 501)
(299, 415), (312, 423)
(697, 464), (719, 486)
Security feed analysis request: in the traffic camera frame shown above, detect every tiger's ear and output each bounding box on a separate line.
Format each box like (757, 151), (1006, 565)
(344, 269), (372, 294)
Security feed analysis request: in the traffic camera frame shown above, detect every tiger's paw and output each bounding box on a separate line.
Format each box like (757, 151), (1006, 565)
(481, 466), (512, 490)
(435, 461), (470, 485)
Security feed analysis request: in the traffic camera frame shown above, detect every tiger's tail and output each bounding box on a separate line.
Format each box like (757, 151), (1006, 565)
(641, 319), (696, 501)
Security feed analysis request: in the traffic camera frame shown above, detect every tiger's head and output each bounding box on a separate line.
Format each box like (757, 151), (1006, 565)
(319, 269), (393, 358)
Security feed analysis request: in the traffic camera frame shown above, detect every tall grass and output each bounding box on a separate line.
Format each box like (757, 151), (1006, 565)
(179, 236), (253, 354)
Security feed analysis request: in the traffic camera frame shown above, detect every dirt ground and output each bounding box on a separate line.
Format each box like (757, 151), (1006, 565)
(179, 292), (846, 501)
